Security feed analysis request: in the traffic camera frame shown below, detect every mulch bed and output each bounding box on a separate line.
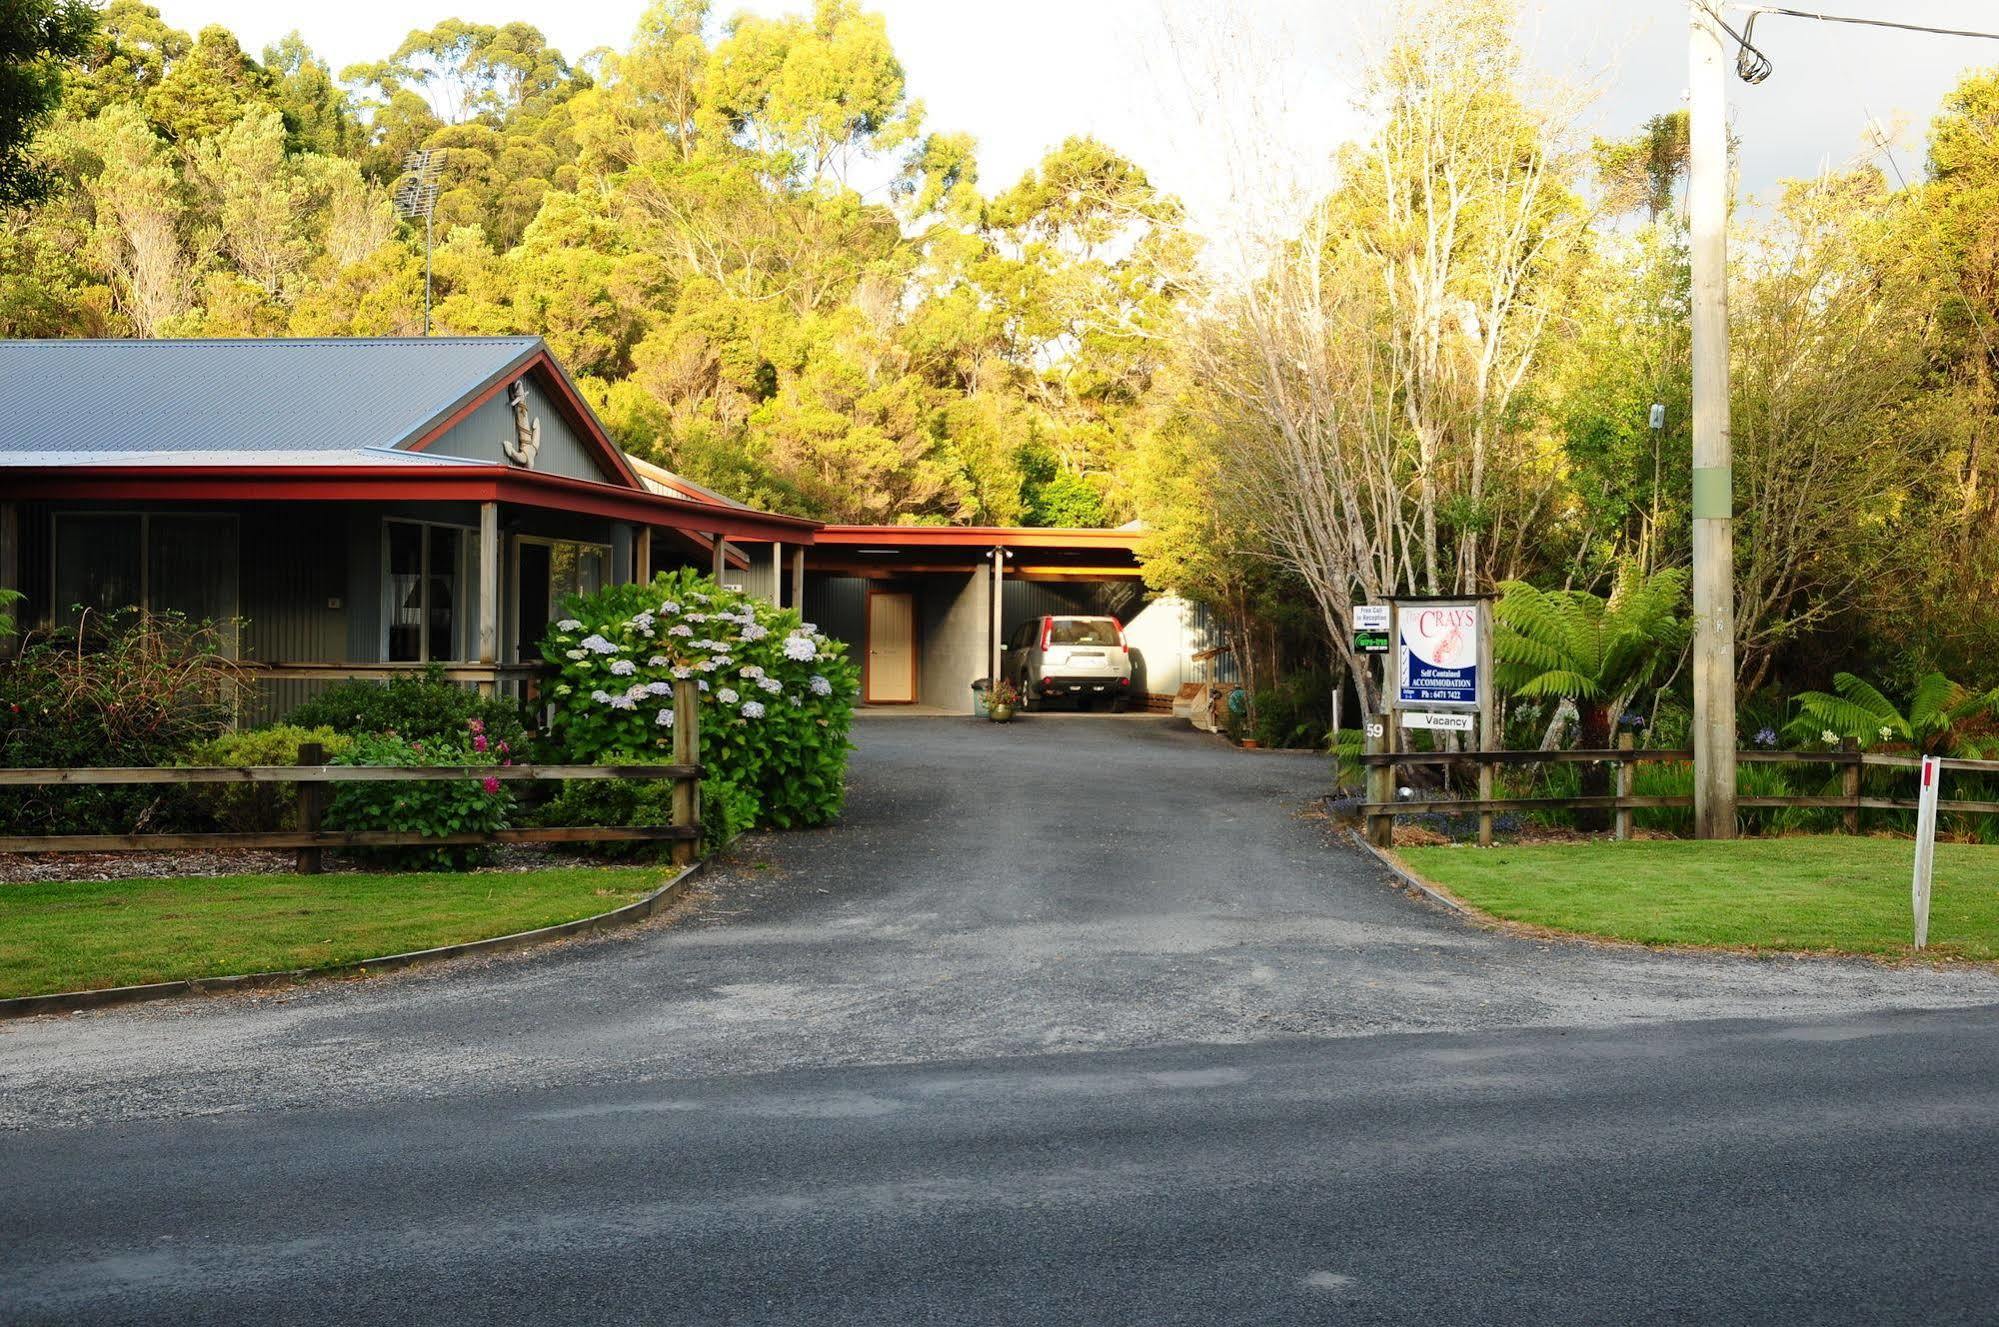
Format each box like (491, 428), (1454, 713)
(0, 844), (584, 885)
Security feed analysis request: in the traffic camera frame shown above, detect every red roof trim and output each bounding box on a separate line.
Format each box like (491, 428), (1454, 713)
(3, 465), (818, 542)
(403, 347), (642, 490)
(815, 525), (1143, 551)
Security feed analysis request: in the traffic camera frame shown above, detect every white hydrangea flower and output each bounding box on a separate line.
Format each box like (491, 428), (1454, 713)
(740, 664), (765, 679)
(1822, 729), (1838, 744)
(556, 618), (583, 631)
(698, 679), (710, 692)
(609, 658), (637, 676)
(629, 611), (655, 630)
(809, 674), (832, 696)
(740, 622), (768, 641)
(789, 694), (803, 707)
(799, 622), (818, 635)
(580, 634), (619, 654)
(649, 655), (669, 667)
(626, 683), (650, 699)
(740, 700), (766, 719)
(565, 648), (586, 661)
(718, 687), (740, 704)
(672, 665), (693, 679)
(668, 624), (693, 638)
(655, 707), (674, 727)
(784, 635), (817, 662)
(609, 695), (637, 710)
(758, 676), (782, 693)
(590, 690), (612, 704)
(686, 612), (708, 623)
(659, 601), (680, 615)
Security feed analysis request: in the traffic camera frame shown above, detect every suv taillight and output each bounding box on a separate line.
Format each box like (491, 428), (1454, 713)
(1038, 617), (1051, 650)
(1114, 617), (1127, 654)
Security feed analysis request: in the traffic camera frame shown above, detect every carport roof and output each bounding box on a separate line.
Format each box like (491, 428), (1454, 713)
(809, 524), (1146, 579)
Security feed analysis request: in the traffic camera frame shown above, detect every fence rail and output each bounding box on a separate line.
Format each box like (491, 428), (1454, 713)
(1356, 737), (1986, 846)
(0, 683), (706, 868)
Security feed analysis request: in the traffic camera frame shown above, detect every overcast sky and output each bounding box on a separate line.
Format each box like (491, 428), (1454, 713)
(153, 0), (1999, 230)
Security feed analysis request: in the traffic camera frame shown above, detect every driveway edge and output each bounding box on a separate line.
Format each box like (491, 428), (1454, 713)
(0, 860), (707, 1021)
(1346, 830), (1467, 914)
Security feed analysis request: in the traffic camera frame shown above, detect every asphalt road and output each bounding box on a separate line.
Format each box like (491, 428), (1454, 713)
(5, 715), (1999, 1323)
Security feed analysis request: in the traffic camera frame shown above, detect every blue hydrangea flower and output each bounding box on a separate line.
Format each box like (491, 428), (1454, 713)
(758, 676), (782, 693)
(740, 700), (766, 719)
(784, 635), (817, 662)
(809, 675), (832, 696)
(609, 659), (636, 676)
(579, 634), (619, 654)
(655, 708), (674, 727)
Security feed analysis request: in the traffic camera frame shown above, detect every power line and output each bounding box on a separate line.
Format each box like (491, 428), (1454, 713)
(1733, 4), (1999, 43)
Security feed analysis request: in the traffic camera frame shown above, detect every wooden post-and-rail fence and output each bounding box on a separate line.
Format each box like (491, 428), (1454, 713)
(0, 682), (705, 869)
(1359, 739), (1999, 847)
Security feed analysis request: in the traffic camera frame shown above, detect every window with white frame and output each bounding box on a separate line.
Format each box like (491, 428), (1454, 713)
(383, 519), (479, 663)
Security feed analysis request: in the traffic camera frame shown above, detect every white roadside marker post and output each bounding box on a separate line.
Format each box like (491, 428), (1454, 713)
(1912, 755), (1941, 950)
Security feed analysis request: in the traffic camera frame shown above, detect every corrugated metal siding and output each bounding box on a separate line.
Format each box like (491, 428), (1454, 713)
(240, 507), (351, 722)
(916, 573), (988, 709)
(806, 576), (868, 656)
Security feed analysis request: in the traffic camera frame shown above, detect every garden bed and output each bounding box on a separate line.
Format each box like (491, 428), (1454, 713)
(1395, 837), (1999, 960)
(0, 865), (673, 999)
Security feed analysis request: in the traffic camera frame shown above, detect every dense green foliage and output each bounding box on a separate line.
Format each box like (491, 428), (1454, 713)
(0, 612), (243, 833)
(286, 667), (529, 751)
(179, 723), (352, 831)
(5, 0), (1181, 525)
(539, 567), (857, 833)
(0, 0), (95, 205)
(323, 726), (515, 869)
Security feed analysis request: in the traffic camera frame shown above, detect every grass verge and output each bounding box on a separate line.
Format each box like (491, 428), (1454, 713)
(1396, 837), (1999, 960)
(0, 867), (671, 999)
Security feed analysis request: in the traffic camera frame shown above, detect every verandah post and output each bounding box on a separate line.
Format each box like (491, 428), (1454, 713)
(296, 741), (326, 875)
(671, 679), (701, 867)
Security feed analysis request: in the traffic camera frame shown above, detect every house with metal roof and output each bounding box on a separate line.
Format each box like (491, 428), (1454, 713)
(0, 337), (1212, 717)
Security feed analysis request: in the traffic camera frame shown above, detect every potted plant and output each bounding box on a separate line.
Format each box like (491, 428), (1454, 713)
(986, 678), (1020, 723)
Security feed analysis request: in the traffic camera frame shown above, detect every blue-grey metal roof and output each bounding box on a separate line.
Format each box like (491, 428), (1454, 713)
(0, 337), (546, 465)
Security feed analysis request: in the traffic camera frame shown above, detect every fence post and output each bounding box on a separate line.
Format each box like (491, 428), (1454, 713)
(1841, 736), (1860, 835)
(296, 741), (325, 875)
(1615, 731), (1634, 842)
(1366, 714), (1395, 848)
(672, 679), (701, 867)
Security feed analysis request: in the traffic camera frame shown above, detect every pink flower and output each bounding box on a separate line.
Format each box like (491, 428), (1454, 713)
(473, 734), (489, 753)
(469, 718), (485, 733)
(482, 776), (501, 795)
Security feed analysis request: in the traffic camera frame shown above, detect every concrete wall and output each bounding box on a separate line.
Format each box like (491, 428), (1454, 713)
(426, 372), (610, 483)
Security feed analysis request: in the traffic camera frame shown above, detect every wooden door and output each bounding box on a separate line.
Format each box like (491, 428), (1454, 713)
(866, 592), (916, 703)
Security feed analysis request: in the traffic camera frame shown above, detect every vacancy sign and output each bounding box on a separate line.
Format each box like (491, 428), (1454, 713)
(1397, 602), (1480, 709)
(1401, 710), (1474, 732)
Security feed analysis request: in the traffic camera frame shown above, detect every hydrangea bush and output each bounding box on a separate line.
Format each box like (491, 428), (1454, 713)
(540, 568), (859, 833)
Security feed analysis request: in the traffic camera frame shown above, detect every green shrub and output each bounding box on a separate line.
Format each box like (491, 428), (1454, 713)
(0, 611), (245, 834)
(539, 568), (859, 834)
(699, 774), (760, 852)
(535, 755), (681, 861)
(287, 666), (530, 753)
(180, 725), (353, 832)
(1251, 669), (1332, 749)
(323, 727), (514, 870)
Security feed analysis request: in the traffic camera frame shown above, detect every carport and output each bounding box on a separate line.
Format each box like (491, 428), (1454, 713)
(794, 526), (1216, 710)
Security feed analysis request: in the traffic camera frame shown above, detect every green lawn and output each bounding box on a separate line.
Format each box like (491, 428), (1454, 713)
(1397, 838), (1999, 960)
(0, 867), (672, 999)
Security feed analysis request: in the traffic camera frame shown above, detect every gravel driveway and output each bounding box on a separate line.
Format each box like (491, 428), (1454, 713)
(5, 714), (1998, 1130)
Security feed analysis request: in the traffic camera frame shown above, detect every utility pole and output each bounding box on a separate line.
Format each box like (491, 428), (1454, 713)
(1688, 3), (1737, 838)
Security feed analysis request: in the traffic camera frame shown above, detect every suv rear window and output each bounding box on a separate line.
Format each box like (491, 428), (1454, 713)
(1047, 617), (1120, 646)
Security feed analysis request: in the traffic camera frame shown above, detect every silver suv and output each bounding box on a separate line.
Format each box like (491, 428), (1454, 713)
(1002, 615), (1134, 711)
